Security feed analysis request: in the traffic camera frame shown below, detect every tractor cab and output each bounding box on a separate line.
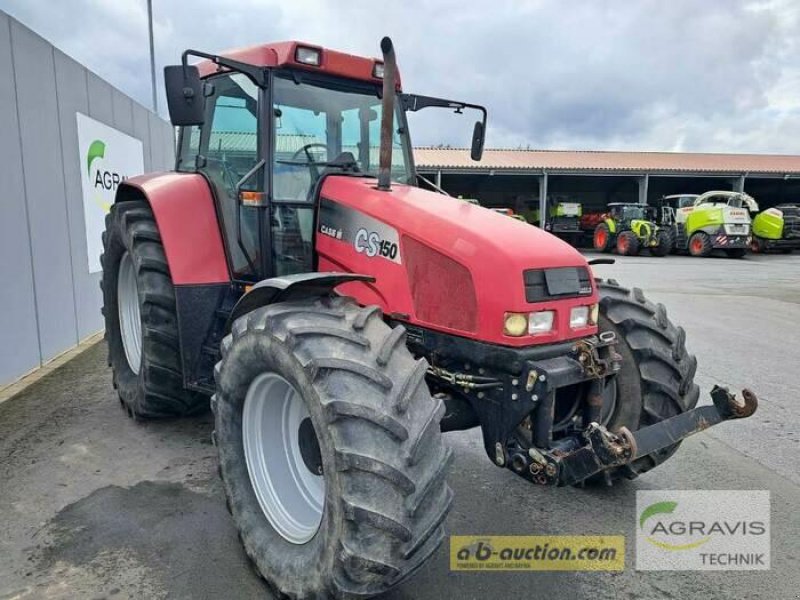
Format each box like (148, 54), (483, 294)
(164, 42), (486, 284)
(657, 194), (699, 226)
(607, 202), (656, 224)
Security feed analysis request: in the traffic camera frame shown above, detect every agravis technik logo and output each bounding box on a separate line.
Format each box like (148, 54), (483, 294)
(636, 490), (770, 570)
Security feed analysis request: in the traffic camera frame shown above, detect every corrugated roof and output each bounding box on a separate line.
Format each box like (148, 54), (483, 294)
(413, 147), (800, 175)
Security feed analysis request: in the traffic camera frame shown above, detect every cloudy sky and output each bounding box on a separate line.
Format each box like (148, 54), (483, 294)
(2, 0), (799, 153)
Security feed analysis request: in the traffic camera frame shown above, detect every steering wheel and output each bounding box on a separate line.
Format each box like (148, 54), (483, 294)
(291, 143), (328, 181)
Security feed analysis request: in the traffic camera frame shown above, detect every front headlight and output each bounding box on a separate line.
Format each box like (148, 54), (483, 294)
(503, 312), (528, 337)
(529, 310), (554, 335)
(570, 306), (590, 329)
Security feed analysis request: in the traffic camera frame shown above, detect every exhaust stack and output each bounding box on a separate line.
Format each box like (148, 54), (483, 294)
(377, 36), (397, 191)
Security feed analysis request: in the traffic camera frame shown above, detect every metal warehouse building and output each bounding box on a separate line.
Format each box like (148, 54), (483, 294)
(414, 148), (800, 225)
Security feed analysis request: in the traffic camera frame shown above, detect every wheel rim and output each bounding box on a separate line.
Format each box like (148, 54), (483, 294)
(243, 372), (325, 544)
(691, 237), (702, 254)
(117, 252), (142, 374)
(618, 236), (628, 254)
(595, 229), (606, 248)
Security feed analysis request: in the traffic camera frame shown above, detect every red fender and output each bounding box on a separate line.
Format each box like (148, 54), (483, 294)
(117, 173), (229, 285)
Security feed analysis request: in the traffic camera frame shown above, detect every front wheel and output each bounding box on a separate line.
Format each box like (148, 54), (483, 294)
(213, 296), (452, 599)
(688, 232), (712, 257)
(616, 231), (640, 256)
(595, 280), (700, 482)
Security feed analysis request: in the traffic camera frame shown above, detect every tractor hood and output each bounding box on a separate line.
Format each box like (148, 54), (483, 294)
(315, 176), (598, 347)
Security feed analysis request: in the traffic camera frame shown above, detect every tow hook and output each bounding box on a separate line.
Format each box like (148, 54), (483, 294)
(574, 332), (621, 379)
(527, 385), (758, 486)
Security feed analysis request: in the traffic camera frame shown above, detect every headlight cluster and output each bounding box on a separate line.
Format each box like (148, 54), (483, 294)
(503, 304), (598, 337)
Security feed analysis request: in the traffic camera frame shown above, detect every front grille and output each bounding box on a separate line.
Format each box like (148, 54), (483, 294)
(524, 267), (592, 303)
(785, 217), (800, 237)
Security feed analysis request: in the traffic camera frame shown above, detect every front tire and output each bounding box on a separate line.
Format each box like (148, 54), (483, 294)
(213, 296), (452, 599)
(101, 200), (205, 418)
(616, 231), (640, 256)
(688, 231), (712, 257)
(596, 280), (700, 481)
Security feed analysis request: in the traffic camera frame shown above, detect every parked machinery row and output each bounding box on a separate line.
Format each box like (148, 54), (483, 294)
(489, 192), (799, 258)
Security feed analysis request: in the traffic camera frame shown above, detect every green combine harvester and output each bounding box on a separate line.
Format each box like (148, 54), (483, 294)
(661, 191), (758, 258)
(751, 204), (800, 253)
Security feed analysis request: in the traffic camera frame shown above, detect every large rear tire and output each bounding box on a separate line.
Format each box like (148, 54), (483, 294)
(213, 296), (452, 599)
(101, 200), (206, 418)
(595, 280), (700, 482)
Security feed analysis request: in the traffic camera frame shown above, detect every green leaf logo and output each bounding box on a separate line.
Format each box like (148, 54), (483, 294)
(640, 500), (710, 551)
(86, 139), (106, 177)
(639, 501), (678, 529)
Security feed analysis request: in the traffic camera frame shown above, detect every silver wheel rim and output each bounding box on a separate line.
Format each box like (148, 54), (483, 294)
(117, 252), (142, 375)
(243, 372), (325, 544)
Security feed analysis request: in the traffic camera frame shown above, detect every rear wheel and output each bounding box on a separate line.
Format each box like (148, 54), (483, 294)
(616, 231), (640, 256)
(688, 231), (712, 257)
(593, 224), (612, 252)
(650, 230), (672, 257)
(101, 200), (206, 418)
(213, 296), (452, 599)
(750, 237), (764, 253)
(595, 280), (700, 482)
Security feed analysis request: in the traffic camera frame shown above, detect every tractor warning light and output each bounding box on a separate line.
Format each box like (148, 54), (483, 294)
(295, 46), (321, 66)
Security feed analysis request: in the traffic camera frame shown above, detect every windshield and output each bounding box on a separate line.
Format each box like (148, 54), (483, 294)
(272, 74), (413, 201)
(616, 205), (647, 220)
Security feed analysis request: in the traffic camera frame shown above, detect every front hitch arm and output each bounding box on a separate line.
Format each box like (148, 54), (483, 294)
(540, 386), (757, 486)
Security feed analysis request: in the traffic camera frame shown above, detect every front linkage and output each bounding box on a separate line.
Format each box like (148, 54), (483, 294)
(411, 322), (757, 487)
(536, 385), (757, 486)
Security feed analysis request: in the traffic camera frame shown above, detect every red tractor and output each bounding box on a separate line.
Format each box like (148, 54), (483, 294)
(101, 38), (756, 598)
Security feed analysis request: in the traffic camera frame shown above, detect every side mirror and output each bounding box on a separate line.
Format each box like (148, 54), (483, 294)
(164, 65), (205, 126)
(470, 120), (485, 161)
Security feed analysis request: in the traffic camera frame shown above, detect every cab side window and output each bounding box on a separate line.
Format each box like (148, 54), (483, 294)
(202, 73), (261, 279)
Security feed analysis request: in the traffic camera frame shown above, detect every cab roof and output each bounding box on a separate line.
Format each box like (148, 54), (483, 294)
(195, 41), (401, 88)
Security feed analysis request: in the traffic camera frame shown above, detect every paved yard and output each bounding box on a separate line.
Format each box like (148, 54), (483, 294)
(1, 253), (798, 599)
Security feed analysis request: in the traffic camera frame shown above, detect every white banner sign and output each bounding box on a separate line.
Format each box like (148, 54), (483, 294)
(76, 113), (144, 273)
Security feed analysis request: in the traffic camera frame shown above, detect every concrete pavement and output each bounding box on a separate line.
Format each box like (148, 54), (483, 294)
(0, 253), (798, 599)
